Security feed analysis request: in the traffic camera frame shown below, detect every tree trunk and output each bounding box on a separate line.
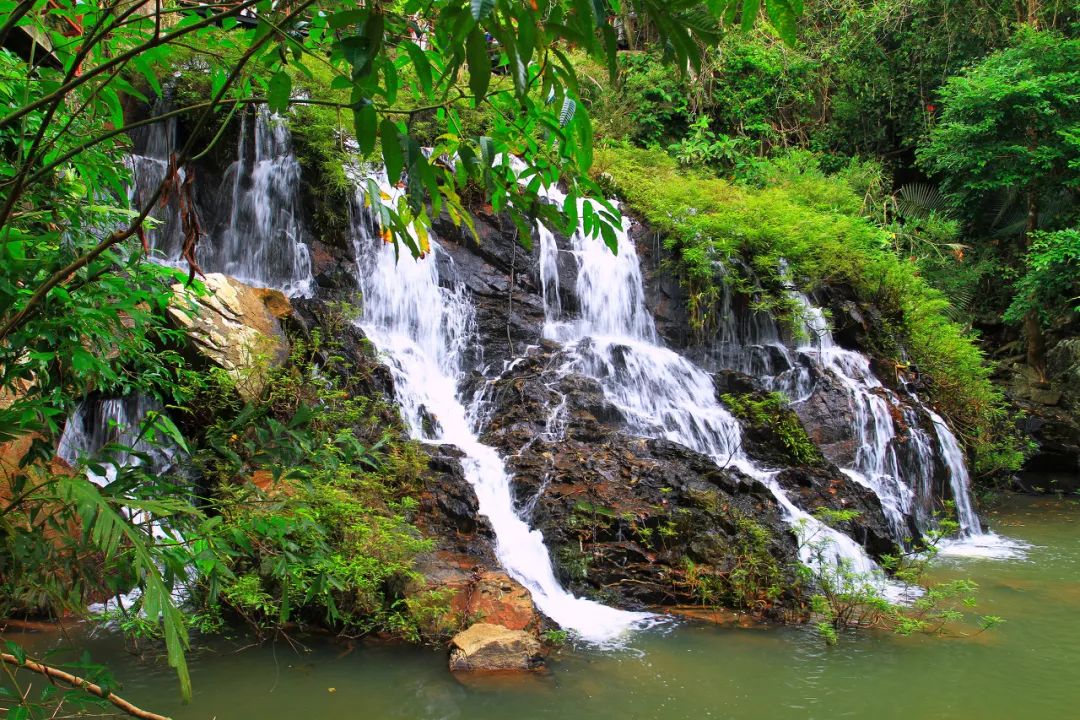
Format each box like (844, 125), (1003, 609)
(1023, 189), (1048, 382)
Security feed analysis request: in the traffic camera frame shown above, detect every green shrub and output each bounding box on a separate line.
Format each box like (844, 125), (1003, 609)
(722, 391), (823, 467)
(187, 326), (436, 641)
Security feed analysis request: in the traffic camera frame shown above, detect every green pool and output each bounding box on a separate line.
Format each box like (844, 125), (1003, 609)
(7, 493), (1079, 720)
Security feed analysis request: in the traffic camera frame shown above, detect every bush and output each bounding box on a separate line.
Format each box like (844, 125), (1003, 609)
(186, 326), (437, 641)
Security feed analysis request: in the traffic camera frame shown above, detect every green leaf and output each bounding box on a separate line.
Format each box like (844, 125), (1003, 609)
(329, 8), (368, 29)
(470, 0), (495, 21)
(575, 109), (594, 172)
(381, 119), (404, 184)
(267, 71), (292, 114)
(354, 102), (378, 155)
(403, 41), (432, 95)
(741, 0), (760, 31)
(466, 28), (492, 101)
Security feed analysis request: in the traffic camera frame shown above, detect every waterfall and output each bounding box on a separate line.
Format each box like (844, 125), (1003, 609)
(708, 274), (1030, 561)
(791, 298), (917, 541)
(531, 185), (906, 596)
(128, 107), (313, 297)
(350, 171), (654, 643)
(58, 395), (173, 484)
(927, 409), (1028, 558)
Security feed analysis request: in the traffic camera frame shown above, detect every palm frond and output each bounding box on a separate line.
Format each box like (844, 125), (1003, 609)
(896, 183), (951, 220)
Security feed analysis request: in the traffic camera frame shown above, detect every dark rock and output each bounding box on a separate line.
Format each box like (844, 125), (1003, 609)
(774, 466), (897, 557)
(790, 369), (859, 467)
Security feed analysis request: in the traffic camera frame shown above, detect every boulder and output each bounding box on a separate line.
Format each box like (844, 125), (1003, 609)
(448, 623), (543, 673)
(457, 571), (538, 631)
(169, 273), (292, 401)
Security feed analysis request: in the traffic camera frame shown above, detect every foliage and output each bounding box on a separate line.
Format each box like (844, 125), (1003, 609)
(802, 0), (1021, 160)
(0, 643), (121, 719)
(670, 115), (759, 174)
(917, 29), (1080, 213)
(1005, 229), (1080, 325)
(722, 391), (823, 466)
(799, 509), (1002, 645)
(0, 415), (204, 700)
(541, 628), (569, 647)
(681, 513), (786, 612)
(185, 328), (435, 640)
(617, 50), (693, 146)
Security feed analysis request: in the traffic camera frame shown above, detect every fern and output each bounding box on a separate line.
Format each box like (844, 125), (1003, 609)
(56, 476), (195, 701)
(896, 183), (950, 220)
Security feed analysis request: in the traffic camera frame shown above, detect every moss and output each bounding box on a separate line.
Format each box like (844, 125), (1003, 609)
(722, 391), (824, 467)
(594, 144), (1023, 478)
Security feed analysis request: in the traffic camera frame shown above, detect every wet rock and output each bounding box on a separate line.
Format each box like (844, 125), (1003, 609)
(790, 369), (859, 467)
(418, 444), (496, 557)
(458, 571), (538, 631)
(448, 623), (543, 673)
(774, 466), (896, 556)
(1004, 360), (1080, 475)
(476, 344), (801, 613)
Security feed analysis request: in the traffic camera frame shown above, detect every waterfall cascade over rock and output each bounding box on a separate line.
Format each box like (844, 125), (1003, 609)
(349, 171), (655, 643)
(703, 260), (1024, 559)
(129, 107), (313, 297)
(530, 182), (905, 592)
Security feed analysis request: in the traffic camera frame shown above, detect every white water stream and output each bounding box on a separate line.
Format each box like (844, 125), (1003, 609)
(705, 263), (1024, 559)
(129, 107), (313, 296)
(350, 172), (654, 643)
(530, 181), (906, 595)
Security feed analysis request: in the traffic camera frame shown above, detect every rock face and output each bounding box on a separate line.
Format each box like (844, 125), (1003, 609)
(416, 206), (901, 616)
(169, 273), (292, 401)
(476, 344), (802, 613)
(448, 623), (543, 672)
(1003, 336), (1080, 480)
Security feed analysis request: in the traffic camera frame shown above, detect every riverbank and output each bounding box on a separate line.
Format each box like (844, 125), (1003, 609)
(4, 493), (1076, 720)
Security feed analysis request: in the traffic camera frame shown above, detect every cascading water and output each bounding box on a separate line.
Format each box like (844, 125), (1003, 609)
(927, 409), (1028, 558)
(57, 395), (173, 484)
(791, 297), (917, 541)
(531, 184), (903, 593)
(707, 273), (1026, 559)
(350, 171), (654, 643)
(128, 107), (313, 297)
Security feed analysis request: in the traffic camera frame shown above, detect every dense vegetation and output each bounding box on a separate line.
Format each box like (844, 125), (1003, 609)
(0, 0), (1076, 715)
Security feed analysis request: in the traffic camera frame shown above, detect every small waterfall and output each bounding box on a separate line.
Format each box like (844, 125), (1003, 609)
(792, 298), (917, 541)
(708, 278), (1027, 559)
(350, 171), (654, 643)
(58, 395), (173, 484)
(927, 409), (1028, 558)
(129, 107), (313, 297)
(531, 185), (903, 595)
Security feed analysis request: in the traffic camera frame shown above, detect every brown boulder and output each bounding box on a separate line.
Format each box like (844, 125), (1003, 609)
(412, 553), (540, 635)
(448, 623), (543, 673)
(169, 273), (292, 401)
(462, 571), (537, 631)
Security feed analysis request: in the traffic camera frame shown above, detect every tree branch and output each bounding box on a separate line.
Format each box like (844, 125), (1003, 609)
(1, 652), (171, 720)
